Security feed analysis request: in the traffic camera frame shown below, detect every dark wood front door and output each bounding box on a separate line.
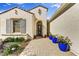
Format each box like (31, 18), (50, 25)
(36, 21), (42, 36)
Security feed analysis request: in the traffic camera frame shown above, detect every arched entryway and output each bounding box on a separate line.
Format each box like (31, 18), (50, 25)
(36, 21), (42, 37)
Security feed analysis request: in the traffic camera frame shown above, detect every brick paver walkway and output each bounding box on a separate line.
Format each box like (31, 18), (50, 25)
(20, 38), (75, 56)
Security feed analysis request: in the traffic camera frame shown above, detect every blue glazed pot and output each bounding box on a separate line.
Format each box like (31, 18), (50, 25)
(49, 35), (53, 40)
(58, 43), (70, 52)
(49, 35), (58, 43)
(52, 37), (58, 43)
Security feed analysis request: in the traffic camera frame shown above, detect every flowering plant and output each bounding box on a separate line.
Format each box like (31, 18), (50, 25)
(57, 35), (72, 46)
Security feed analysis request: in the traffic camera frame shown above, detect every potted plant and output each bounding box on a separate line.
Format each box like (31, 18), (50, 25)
(58, 36), (72, 52)
(48, 33), (58, 43)
(48, 33), (53, 40)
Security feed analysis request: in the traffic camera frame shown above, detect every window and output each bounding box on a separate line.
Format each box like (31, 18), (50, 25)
(13, 20), (20, 32)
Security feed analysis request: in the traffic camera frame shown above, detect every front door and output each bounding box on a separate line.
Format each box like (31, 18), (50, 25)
(36, 21), (42, 36)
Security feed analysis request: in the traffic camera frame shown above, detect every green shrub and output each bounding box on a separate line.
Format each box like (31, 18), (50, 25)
(4, 37), (14, 43)
(10, 44), (19, 50)
(16, 37), (25, 42)
(3, 44), (19, 56)
(4, 37), (25, 43)
(14, 37), (25, 42)
(3, 47), (12, 56)
(14, 37), (19, 42)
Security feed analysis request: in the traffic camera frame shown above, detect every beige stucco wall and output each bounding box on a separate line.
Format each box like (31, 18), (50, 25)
(30, 6), (47, 36)
(50, 4), (79, 55)
(0, 8), (34, 39)
(30, 7), (47, 20)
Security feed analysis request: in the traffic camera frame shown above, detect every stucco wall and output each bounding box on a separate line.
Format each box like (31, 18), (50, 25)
(50, 4), (79, 55)
(30, 6), (47, 20)
(0, 8), (34, 39)
(30, 6), (47, 36)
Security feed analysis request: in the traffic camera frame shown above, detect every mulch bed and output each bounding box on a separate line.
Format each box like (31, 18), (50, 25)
(13, 41), (30, 56)
(0, 39), (32, 56)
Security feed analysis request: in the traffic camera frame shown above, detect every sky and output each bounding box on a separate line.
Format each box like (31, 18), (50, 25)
(0, 3), (61, 19)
